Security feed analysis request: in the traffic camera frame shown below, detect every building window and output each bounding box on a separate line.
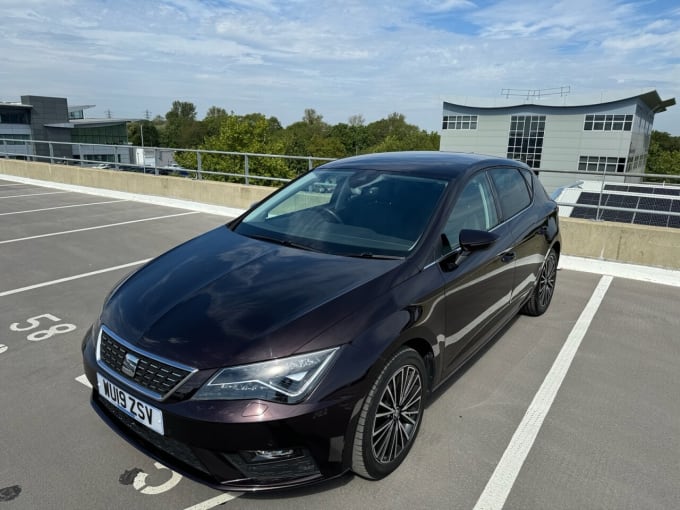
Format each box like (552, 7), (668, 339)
(0, 111), (30, 124)
(506, 115), (545, 168)
(71, 125), (128, 145)
(442, 115), (478, 130)
(584, 114), (633, 131)
(625, 154), (646, 172)
(578, 155), (626, 173)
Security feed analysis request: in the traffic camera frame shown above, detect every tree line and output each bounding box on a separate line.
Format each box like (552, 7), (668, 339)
(646, 131), (680, 180)
(127, 101), (440, 182)
(128, 100), (680, 184)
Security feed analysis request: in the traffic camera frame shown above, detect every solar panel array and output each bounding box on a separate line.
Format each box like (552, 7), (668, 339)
(569, 184), (680, 229)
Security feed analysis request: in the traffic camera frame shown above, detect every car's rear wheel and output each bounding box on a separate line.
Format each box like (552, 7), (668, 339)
(522, 247), (558, 316)
(352, 347), (425, 480)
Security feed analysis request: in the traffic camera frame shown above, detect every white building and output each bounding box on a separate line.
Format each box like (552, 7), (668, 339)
(439, 89), (675, 193)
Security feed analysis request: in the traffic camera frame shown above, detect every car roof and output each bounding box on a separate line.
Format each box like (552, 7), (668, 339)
(318, 151), (529, 179)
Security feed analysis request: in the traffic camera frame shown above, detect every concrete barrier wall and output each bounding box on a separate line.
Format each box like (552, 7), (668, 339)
(2, 159), (679, 269)
(559, 217), (680, 270)
(0, 159), (275, 210)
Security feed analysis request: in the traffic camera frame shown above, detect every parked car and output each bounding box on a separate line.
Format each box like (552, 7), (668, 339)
(158, 163), (190, 177)
(82, 151), (560, 491)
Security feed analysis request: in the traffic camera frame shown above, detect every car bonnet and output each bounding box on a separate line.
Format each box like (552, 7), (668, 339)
(100, 226), (401, 368)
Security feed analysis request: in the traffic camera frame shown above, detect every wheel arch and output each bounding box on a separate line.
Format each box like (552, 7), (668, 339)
(401, 337), (436, 393)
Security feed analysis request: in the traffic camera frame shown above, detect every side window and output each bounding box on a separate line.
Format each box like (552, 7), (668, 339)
(488, 167), (531, 219)
(519, 168), (534, 196)
(442, 173), (499, 253)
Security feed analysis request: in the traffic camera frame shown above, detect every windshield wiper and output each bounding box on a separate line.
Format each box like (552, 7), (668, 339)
(344, 252), (404, 260)
(246, 234), (319, 252)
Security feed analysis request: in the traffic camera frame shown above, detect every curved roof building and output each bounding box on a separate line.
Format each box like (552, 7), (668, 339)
(439, 89), (675, 192)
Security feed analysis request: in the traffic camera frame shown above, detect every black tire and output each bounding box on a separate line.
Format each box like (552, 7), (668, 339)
(522, 248), (558, 316)
(352, 347), (426, 480)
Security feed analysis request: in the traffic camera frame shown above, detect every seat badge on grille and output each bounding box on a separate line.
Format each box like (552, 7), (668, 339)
(121, 353), (140, 378)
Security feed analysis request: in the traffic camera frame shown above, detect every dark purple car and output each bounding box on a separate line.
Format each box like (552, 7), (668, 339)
(82, 151), (560, 491)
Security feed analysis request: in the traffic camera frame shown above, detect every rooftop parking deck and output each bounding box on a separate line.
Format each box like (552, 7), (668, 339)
(0, 177), (678, 509)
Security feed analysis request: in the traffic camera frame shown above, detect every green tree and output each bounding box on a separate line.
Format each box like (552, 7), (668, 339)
(205, 106), (228, 118)
(178, 112), (290, 182)
(650, 130), (680, 152)
(127, 120), (160, 146)
(203, 106), (230, 139)
(646, 138), (680, 179)
(364, 113), (439, 153)
(329, 117), (369, 156)
(162, 101), (204, 148)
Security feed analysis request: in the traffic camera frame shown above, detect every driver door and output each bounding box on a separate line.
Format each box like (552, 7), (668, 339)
(439, 171), (516, 372)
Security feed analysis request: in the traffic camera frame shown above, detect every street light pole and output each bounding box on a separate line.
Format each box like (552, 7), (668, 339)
(140, 121), (145, 173)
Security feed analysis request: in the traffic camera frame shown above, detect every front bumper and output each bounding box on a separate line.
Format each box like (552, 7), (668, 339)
(82, 335), (362, 491)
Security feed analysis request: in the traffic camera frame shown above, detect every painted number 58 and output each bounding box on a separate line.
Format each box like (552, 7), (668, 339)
(10, 314), (77, 342)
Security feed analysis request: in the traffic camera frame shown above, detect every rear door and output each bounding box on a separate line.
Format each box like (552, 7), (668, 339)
(487, 167), (545, 305)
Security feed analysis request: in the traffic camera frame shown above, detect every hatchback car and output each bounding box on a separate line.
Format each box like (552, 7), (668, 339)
(82, 151), (560, 491)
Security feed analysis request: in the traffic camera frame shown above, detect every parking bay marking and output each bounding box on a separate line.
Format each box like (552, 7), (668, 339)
(0, 191), (71, 199)
(0, 259), (151, 297)
(0, 199), (128, 217)
(75, 374), (92, 388)
(184, 493), (243, 510)
(473, 275), (613, 510)
(0, 211), (199, 245)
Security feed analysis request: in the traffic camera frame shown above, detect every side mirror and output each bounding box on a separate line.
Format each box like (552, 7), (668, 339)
(459, 229), (499, 252)
(439, 229), (499, 272)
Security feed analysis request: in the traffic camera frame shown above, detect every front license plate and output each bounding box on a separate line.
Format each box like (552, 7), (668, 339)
(97, 373), (164, 435)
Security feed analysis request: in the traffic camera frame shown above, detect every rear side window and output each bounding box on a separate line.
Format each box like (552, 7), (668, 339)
(489, 167), (531, 219)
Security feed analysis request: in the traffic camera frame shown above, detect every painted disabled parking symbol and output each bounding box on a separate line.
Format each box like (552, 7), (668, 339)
(119, 462), (182, 495)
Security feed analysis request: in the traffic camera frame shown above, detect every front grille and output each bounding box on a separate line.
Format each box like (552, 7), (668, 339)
(99, 329), (192, 399)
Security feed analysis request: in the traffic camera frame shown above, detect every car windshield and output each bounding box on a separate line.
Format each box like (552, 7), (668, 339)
(233, 168), (449, 258)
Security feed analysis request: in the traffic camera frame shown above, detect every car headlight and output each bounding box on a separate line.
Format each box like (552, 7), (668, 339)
(193, 347), (340, 404)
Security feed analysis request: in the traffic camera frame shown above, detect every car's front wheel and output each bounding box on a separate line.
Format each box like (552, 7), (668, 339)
(351, 347), (426, 480)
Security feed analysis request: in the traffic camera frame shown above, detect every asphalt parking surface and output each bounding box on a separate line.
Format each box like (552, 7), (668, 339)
(1, 178), (679, 509)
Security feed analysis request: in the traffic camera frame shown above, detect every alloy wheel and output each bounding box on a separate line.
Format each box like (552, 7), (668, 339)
(371, 365), (423, 464)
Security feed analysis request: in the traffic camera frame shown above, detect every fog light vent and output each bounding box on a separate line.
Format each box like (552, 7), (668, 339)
(243, 449), (298, 463)
(223, 448), (321, 482)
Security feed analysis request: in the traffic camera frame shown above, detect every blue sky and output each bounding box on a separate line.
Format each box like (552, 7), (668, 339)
(2, 0), (679, 134)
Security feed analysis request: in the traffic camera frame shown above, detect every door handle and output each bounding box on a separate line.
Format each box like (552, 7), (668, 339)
(501, 252), (515, 263)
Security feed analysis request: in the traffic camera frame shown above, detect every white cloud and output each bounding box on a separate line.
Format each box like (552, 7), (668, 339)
(0, 0), (678, 133)
(423, 0), (477, 12)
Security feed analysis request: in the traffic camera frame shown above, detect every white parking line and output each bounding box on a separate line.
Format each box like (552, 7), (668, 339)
(75, 374), (92, 388)
(0, 199), (127, 216)
(183, 493), (242, 509)
(559, 255), (680, 288)
(473, 275), (613, 510)
(0, 183), (24, 187)
(0, 259), (150, 297)
(0, 191), (71, 199)
(0, 173), (245, 217)
(0, 211), (198, 245)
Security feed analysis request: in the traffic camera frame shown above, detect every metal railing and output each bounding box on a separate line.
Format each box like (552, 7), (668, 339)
(1, 138), (679, 226)
(0, 138), (336, 186)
